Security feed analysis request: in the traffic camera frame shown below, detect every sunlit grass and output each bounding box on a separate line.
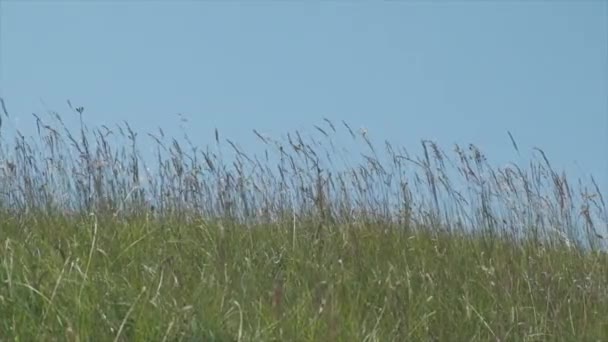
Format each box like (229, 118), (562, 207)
(0, 103), (606, 340)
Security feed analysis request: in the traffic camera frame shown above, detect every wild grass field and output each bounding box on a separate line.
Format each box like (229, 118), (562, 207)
(0, 104), (607, 341)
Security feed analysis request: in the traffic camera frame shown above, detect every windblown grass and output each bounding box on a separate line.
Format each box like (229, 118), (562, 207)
(0, 102), (606, 340)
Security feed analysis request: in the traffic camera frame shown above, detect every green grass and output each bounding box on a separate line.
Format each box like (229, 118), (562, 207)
(0, 105), (606, 340)
(2, 214), (608, 341)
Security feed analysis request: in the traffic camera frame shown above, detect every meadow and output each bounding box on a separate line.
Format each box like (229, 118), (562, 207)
(0, 105), (607, 341)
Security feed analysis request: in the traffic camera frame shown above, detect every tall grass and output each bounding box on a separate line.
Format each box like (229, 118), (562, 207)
(0, 102), (606, 340)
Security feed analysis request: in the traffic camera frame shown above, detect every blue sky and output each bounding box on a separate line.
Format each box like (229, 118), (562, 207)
(0, 2), (606, 192)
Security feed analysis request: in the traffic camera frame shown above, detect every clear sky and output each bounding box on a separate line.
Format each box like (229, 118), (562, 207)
(1, 2), (606, 192)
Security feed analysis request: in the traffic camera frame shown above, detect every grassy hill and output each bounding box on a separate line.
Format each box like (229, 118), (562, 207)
(0, 110), (606, 341)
